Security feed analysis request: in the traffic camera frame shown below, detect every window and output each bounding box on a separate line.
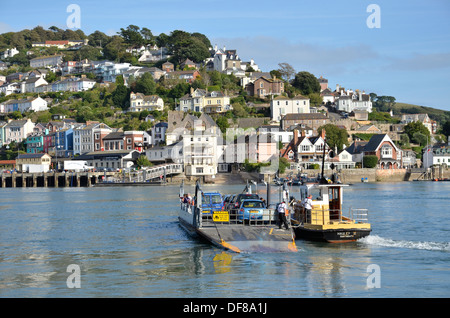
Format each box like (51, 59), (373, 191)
(381, 145), (393, 158)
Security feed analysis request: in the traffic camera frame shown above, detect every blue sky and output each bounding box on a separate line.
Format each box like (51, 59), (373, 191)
(2, 0), (450, 111)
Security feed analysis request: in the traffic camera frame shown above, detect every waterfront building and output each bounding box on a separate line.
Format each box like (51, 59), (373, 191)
(422, 141), (450, 168)
(76, 149), (140, 171)
(16, 153), (52, 173)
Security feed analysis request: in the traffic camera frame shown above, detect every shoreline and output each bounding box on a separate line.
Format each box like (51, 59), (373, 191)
(1, 167), (448, 188)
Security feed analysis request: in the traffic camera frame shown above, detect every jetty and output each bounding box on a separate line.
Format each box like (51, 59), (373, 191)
(0, 171), (106, 188)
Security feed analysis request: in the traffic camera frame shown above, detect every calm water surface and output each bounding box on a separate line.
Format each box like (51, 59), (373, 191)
(0, 181), (448, 298)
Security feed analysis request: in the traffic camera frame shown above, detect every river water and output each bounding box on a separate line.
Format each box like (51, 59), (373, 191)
(0, 181), (448, 298)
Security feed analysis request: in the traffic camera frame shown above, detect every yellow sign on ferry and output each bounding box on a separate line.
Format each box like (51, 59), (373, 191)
(213, 211), (229, 222)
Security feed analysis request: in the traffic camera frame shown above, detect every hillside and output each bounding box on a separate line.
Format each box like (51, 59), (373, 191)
(392, 102), (450, 125)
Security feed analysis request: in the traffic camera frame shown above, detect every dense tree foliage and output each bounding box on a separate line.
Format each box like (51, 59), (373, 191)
(291, 71), (321, 96)
(318, 124), (349, 151)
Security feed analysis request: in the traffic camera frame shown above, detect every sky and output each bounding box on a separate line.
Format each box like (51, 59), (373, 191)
(1, 0), (450, 111)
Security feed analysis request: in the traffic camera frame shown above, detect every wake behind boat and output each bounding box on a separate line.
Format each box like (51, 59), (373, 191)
(178, 180), (297, 253)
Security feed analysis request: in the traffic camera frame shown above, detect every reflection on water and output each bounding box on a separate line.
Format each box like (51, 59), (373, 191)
(0, 182), (449, 297)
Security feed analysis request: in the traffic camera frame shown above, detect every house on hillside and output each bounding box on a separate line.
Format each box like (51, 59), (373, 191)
(401, 113), (433, 135)
(245, 76), (284, 99)
(270, 95), (310, 121)
(129, 92), (164, 112)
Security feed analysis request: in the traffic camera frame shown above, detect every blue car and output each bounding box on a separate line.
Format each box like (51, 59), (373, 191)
(202, 192), (224, 215)
(237, 199), (266, 221)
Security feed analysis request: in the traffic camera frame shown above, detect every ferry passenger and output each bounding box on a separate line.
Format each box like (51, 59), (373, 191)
(277, 201), (289, 230)
(304, 195), (313, 222)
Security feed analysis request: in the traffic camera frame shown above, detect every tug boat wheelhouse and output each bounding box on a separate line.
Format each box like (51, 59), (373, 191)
(291, 182), (371, 243)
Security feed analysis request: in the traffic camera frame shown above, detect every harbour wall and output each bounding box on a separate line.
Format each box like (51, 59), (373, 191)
(0, 172), (108, 188)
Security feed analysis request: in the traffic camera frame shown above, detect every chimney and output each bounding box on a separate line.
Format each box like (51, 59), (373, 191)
(293, 129), (299, 145)
(321, 129), (326, 139)
(300, 129), (305, 138)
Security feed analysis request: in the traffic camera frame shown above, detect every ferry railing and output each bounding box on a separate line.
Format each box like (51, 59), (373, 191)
(295, 207), (368, 225)
(200, 208), (285, 227)
(347, 208), (369, 223)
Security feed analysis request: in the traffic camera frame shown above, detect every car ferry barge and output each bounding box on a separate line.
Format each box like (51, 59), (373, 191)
(291, 182), (371, 243)
(178, 181), (297, 253)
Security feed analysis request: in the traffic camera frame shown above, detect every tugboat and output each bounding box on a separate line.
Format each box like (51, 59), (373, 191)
(178, 180), (298, 253)
(290, 135), (371, 243)
(290, 182), (371, 243)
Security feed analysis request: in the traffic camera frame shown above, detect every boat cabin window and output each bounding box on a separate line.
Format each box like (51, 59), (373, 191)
(309, 188), (322, 201)
(300, 187), (322, 201)
(328, 187), (341, 220)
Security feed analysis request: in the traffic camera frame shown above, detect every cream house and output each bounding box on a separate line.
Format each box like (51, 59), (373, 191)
(3, 119), (35, 144)
(178, 88), (231, 113)
(129, 92), (164, 112)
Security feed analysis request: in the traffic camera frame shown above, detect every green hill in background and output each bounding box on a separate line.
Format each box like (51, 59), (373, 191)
(392, 102), (450, 126)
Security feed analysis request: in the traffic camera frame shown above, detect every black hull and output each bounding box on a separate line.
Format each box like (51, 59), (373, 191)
(294, 226), (371, 243)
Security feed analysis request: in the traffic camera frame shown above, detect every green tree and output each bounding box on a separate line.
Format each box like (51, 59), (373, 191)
(277, 63), (296, 82)
(441, 120), (450, 137)
(291, 71), (321, 95)
(318, 124), (349, 151)
(103, 35), (125, 61)
(136, 155), (153, 168)
(308, 92), (323, 106)
(216, 116), (229, 133)
(404, 121), (431, 143)
(135, 73), (156, 95)
(111, 84), (129, 109)
(119, 25), (144, 46)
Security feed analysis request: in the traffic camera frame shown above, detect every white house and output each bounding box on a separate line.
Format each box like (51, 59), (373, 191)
(422, 142), (450, 168)
(30, 55), (63, 68)
(21, 76), (48, 93)
(271, 95), (310, 122)
(0, 82), (21, 96)
(151, 122), (168, 146)
(335, 91), (372, 113)
(0, 47), (19, 60)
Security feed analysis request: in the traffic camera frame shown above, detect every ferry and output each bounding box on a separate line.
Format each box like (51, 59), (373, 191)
(178, 180), (298, 253)
(290, 181), (371, 243)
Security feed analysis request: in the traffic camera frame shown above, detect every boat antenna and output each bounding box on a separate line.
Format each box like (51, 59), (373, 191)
(319, 134), (328, 185)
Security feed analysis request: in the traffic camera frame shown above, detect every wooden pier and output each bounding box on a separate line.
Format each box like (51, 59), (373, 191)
(0, 171), (114, 188)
